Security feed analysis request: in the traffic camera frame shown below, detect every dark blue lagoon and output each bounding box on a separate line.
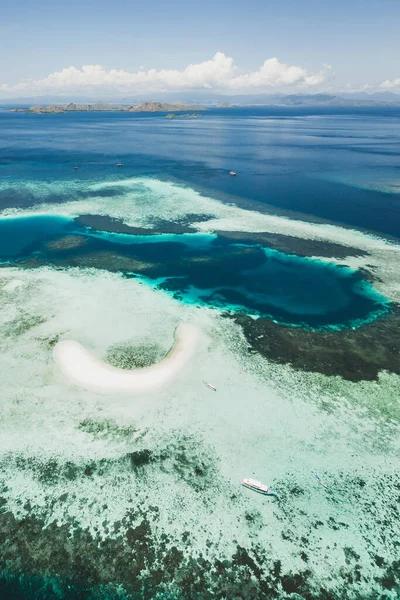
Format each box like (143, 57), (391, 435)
(0, 214), (390, 329)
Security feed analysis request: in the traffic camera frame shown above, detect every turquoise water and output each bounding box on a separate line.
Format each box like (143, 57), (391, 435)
(0, 572), (135, 600)
(0, 214), (390, 330)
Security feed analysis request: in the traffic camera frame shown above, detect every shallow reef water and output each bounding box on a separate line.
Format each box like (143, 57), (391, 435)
(0, 214), (391, 330)
(0, 254), (399, 600)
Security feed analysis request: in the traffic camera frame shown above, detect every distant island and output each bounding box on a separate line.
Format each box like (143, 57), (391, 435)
(166, 113), (204, 119)
(9, 94), (400, 114)
(10, 102), (207, 114)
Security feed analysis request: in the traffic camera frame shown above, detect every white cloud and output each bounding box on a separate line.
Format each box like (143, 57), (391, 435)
(228, 58), (331, 89)
(380, 77), (400, 91)
(0, 53), (331, 96)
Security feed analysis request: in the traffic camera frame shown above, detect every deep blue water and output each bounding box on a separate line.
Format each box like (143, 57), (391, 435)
(0, 214), (390, 330)
(0, 106), (400, 237)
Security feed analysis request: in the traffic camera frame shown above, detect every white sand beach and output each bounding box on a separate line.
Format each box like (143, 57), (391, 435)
(53, 322), (201, 393)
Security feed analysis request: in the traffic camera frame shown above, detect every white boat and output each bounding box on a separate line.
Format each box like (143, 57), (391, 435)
(229, 170), (237, 176)
(202, 380), (217, 391)
(314, 474), (328, 488)
(241, 478), (277, 497)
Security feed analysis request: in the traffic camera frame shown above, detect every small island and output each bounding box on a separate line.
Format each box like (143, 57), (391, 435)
(11, 101), (207, 114)
(166, 113), (204, 119)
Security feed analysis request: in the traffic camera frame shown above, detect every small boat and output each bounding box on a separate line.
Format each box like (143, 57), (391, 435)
(74, 166), (79, 170)
(229, 171), (237, 176)
(314, 474), (328, 489)
(117, 163), (124, 167)
(203, 380), (217, 392)
(241, 478), (277, 497)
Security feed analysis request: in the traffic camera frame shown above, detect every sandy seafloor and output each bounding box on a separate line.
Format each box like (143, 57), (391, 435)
(0, 175), (400, 599)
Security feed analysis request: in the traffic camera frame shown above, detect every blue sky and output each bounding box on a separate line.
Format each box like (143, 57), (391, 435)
(1, 0), (399, 97)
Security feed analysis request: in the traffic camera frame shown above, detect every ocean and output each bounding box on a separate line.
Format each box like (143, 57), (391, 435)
(1, 106), (400, 237)
(0, 106), (399, 600)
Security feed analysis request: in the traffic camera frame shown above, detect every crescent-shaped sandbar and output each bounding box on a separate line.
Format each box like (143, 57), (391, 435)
(53, 323), (201, 393)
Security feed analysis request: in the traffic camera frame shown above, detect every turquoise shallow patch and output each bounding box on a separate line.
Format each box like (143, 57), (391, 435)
(0, 215), (74, 257)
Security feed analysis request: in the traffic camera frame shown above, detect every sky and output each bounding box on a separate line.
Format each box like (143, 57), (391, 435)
(0, 0), (399, 98)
